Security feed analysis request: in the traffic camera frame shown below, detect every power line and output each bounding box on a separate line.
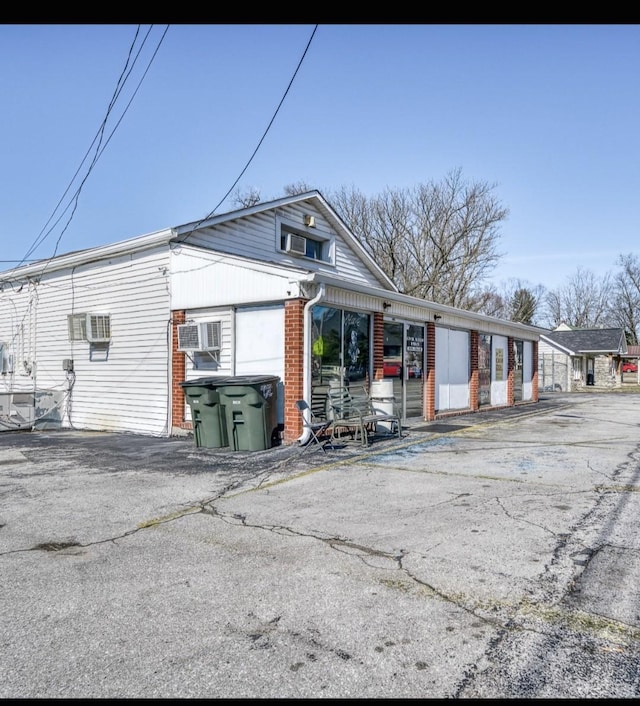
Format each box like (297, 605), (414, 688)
(7, 25), (169, 279)
(188, 24), (319, 236)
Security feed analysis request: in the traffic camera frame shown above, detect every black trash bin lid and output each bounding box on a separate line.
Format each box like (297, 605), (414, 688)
(219, 375), (279, 385)
(180, 376), (235, 388)
(181, 375), (280, 388)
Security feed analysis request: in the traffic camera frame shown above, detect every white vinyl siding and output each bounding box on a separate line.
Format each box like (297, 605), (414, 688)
(171, 247), (300, 310)
(0, 280), (37, 395)
(1, 247), (172, 435)
(177, 202), (386, 289)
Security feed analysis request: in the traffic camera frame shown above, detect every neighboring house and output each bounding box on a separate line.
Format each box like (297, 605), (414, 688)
(538, 326), (628, 391)
(622, 344), (640, 383)
(0, 191), (542, 443)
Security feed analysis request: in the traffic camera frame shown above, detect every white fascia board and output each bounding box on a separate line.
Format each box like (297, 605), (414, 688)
(1, 228), (175, 283)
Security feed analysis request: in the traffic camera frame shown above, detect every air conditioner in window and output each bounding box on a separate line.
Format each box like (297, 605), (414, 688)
(86, 314), (111, 343)
(177, 322), (221, 351)
(285, 233), (307, 256)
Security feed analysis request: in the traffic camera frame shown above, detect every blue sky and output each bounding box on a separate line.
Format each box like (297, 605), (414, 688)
(1, 23), (639, 292)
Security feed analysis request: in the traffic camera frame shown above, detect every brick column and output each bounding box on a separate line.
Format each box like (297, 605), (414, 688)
(532, 340), (539, 402)
(425, 321), (436, 420)
(171, 310), (190, 431)
(373, 312), (384, 381)
(469, 330), (479, 411)
(507, 337), (515, 406)
(283, 299), (306, 444)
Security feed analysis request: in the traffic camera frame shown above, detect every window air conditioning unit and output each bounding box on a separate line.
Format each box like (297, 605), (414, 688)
(86, 314), (111, 343)
(177, 322), (221, 351)
(67, 313), (111, 342)
(285, 233), (307, 256)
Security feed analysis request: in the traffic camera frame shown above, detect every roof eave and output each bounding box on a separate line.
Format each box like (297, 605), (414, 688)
(302, 272), (541, 335)
(0, 228), (175, 282)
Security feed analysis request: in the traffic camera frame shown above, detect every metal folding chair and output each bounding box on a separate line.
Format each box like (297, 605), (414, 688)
(295, 400), (334, 453)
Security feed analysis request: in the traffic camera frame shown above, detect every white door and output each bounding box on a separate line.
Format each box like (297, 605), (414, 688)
(435, 327), (470, 411)
(235, 305), (285, 424)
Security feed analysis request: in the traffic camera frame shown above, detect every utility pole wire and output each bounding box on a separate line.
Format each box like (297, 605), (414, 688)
(8, 25), (169, 279)
(199, 24), (319, 225)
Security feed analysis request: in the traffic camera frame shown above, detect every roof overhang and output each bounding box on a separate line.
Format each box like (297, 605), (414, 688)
(0, 228), (175, 282)
(301, 272), (543, 336)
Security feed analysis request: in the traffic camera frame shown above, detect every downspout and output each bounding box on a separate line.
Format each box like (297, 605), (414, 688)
(298, 282), (326, 444)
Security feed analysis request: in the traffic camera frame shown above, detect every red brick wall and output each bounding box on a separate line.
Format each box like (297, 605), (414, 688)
(283, 299), (306, 444)
(507, 337), (515, 405)
(532, 341), (539, 402)
(470, 330), (479, 411)
(171, 310), (191, 430)
(425, 321), (436, 420)
(373, 312), (384, 381)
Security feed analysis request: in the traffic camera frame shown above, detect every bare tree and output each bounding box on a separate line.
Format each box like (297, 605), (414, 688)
(610, 253), (640, 343)
(232, 187), (262, 209)
(283, 181), (315, 196)
(329, 168), (506, 309)
(469, 287), (508, 318)
(542, 267), (614, 328)
(473, 278), (545, 324)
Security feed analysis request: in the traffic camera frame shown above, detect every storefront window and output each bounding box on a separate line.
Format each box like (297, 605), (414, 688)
(311, 305), (369, 385)
(478, 334), (491, 406)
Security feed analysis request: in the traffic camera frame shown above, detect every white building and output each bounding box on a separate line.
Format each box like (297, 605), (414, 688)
(0, 191), (541, 444)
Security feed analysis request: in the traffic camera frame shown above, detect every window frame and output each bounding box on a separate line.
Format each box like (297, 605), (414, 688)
(276, 215), (334, 265)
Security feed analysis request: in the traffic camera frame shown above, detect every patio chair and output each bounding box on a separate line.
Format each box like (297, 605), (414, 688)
(327, 384), (402, 447)
(295, 400), (334, 453)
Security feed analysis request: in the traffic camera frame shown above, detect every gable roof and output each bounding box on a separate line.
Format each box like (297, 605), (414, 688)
(172, 190), (397, 291)
(0, 191), (397, 292)
(540, 328), (627, 356)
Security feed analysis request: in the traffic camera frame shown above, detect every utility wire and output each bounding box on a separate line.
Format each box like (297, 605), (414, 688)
(185, 24), (319, 237)
(6, 25), (169, 278)
(20, 25), (155, 264)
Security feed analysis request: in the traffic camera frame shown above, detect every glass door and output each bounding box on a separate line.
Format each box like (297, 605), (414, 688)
(404, 324), (424, 419)
(383, 322), (425, 420)
(513, 339), (523, 401)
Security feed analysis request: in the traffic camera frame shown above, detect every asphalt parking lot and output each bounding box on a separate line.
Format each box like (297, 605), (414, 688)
(1, 392), (640, 698)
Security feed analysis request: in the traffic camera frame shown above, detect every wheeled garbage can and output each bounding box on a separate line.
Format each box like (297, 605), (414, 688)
(217, 375), (280, 451)
(180, 377), (230, 448)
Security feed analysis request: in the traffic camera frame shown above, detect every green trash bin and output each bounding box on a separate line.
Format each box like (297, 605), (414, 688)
(217, 375), (280, 451)
(180, 378), (231, 448)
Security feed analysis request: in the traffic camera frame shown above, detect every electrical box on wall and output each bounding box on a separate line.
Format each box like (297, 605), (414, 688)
(62, 358), (74, 372)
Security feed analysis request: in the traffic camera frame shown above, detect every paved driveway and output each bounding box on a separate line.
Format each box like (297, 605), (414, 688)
(1, 393), (640, 698)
